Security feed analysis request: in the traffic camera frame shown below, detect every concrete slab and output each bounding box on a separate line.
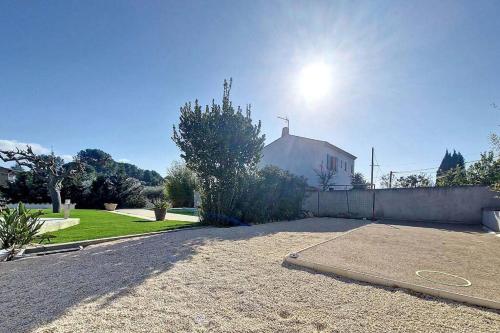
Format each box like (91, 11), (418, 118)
(113, 209), (199, 222)
(285, 222), (500, 309)
(38, 218), (80, 234)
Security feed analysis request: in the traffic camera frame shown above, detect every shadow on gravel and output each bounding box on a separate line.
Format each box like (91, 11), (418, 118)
(0, 217), (365, 333)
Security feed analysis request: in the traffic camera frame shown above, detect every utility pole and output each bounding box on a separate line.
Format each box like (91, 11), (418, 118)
(389, 171), (393, 188)
(370, 147), (374, 189)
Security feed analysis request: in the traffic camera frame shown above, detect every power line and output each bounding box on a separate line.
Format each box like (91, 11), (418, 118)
(391, 155), (499, 175)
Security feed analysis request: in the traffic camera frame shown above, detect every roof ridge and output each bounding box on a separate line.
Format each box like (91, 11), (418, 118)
(286, 134), (357, 159)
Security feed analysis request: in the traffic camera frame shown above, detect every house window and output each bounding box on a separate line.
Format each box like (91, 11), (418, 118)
(326, 154), (337, 171)
(351, 164), (354, 174)
(344, 162), (347, 171)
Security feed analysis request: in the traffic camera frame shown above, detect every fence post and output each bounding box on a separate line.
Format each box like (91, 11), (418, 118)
(317, 190), (320, 216)
(371, 186), (376, 221)
(345, 189), (350, 216)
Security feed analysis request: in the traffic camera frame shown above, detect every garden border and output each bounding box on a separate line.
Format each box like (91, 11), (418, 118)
(25, 225), (206, 254)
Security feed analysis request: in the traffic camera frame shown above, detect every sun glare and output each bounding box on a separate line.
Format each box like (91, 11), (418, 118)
(298, 62), (333, 102)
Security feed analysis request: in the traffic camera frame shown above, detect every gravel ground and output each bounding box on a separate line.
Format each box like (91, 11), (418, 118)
(1, 218), (499, 333)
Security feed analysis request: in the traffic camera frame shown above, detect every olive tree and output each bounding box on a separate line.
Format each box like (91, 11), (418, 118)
(172, 79), (265, 225)
(0, 146), (84, 213)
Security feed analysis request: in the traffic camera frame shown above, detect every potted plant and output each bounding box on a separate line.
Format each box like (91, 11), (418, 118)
(152, 197), (170, 221)
(104, 203), (118, 211)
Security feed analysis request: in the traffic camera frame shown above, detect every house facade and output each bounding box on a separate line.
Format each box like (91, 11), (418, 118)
(0, 166), (16, 187)
(259, 127), (356, 189)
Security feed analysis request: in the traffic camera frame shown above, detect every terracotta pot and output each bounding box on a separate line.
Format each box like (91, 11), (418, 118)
(104, 203), (118, 211)
(154, 208), (167, 221)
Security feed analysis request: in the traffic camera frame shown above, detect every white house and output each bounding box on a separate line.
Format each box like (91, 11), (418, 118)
(0, 166), (16, 188)
(259, 127), (357, 189)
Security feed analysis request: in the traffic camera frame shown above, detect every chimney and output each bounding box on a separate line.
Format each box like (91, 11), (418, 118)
(281, 126), (289, 137)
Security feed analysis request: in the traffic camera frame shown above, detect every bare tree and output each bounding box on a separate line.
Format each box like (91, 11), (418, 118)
(0, 146), (84, 213)
(313, 162), (336, 191)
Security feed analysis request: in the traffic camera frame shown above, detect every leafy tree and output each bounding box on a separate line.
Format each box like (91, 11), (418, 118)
(0, 147), (84, 212)
(77, 148), (163, 186)
(172, 79), (265, 225)
(351, 172), (368, 189)
(490, 133), (500, 155)
(379, 173), (391, 189)
(77, 149), (114, 175)
(395, 174), (433, 188)
(313, 162), (335, 191)
(0, 170), (51, 203)
(466, 151), (500, 186)
(436, 166), (468, 187)
(91, 174), (145, 208)
(165, 162), (197, 207)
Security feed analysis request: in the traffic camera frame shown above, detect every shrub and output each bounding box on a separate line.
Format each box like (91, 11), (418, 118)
(0, 203), (44, 260)
(91, 175), (145, 208)
(164, 162), (197, 208)
(235, 166), (307, 224)
(0, 171), (51, 204)
(142, 186), (165, 208)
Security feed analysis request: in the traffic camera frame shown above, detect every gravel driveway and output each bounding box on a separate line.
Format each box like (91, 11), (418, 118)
(1, 218), (499, 333)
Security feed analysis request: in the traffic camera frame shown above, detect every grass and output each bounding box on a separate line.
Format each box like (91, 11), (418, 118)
(167, 208), (198, 216)
(39, 209), (198, 244)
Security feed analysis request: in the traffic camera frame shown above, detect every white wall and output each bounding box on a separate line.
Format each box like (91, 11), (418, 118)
(260, 135), (356, 188)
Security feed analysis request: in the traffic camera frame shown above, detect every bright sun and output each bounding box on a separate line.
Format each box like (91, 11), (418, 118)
(298, 62), (332, 102)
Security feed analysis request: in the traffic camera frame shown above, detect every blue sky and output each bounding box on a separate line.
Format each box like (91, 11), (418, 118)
(1, 0), (499, 183)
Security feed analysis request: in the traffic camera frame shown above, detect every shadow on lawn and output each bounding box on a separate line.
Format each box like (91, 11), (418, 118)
(0, 217), (365, 332)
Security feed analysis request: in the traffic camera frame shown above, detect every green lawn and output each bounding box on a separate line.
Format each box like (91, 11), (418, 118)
(40, 209), (197, 244)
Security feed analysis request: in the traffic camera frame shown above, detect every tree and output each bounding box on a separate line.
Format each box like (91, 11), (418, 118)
(0, 146), (84, 213)
(467, 151), (500, 187)
(0, 170), (51, 203)
(76, 148), (164, 186)
(379, 173), (391, 189)
(436, 166), (468, 187)
(313, 162), (335, 191)
(395, 174), (433, 188)
(351, 172), (368, 189)
(172, 79), (265, 225)
(165, 162), (197, 207)
(77, 149), (114, 176)
(436, 149), (465, 185)
(490, 133), (500, 155)
(91, 174), (145, 208)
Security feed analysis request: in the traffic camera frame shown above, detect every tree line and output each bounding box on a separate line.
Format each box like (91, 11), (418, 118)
(377, 141), (499, 189)
(0, 148), (163, 212)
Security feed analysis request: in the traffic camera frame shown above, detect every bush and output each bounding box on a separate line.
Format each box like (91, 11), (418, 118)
(234, 166), (307, 224)
(0, 203), (44, 260)
(90, 175), (145, 208)
(0, 171), (50, 203)
(142, 186), (165, 208)
(165, 162), (197, 208)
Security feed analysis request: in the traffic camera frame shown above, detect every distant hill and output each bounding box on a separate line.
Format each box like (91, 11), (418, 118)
(76, 149), (164, 186)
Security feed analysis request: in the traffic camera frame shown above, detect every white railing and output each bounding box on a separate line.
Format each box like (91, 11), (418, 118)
(5, 203), (52, 209)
